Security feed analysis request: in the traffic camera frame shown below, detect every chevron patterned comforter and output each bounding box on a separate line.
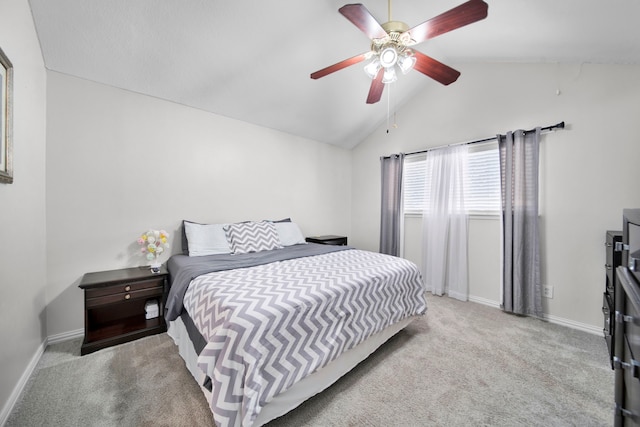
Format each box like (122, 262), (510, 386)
(179, 247), (426, 427)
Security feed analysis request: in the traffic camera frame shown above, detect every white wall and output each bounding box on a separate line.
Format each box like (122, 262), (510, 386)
(0, 0), (48, 421)
(45, 71), (352, 337)
(351, 62), (640, 330)
(403, 215), (501, 305)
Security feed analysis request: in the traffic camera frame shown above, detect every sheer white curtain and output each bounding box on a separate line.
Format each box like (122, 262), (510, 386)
(422, 145), (469, 300)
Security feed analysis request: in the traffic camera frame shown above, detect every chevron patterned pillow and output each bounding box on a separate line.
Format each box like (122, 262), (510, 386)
(224, 220), (283, 254)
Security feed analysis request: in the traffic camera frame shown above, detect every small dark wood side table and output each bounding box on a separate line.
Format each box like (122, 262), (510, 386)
(306, 235), (348, 246)
(79, 266), (168, 355)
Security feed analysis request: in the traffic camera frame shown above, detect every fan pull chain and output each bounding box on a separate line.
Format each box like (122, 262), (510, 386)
(386, 85), (398, 134)
(386, 83), (391, 133)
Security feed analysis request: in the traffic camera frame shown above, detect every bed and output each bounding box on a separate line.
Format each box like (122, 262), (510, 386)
(164, 220), (426, 427)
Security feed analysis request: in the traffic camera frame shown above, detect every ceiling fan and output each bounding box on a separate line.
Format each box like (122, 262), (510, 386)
(310, 0), (488, 104)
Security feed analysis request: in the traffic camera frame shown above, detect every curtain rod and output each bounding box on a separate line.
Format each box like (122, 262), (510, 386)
(383, 121), (565, 159)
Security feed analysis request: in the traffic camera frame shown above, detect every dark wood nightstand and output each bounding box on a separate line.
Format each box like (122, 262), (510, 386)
(79, 266), (168, 355)
(305, 235), (348, 246)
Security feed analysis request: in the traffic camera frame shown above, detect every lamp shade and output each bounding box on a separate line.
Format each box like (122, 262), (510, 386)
(364, 59), (382, 79)
(379, 47), (398, 68)
(397, 53), (416, 74)
(382, 67), (397, 83)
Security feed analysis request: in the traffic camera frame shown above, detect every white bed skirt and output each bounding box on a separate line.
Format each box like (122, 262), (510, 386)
(168, 315), (416, 426)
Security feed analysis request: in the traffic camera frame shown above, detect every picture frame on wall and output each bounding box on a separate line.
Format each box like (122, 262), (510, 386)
(0, 46), (13, 184)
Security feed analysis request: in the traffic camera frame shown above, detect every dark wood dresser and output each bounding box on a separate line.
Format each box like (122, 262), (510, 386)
(79, 266), (168, 355)
(605, 230), (623, 366)
(615, 267), (640, 425)
(614, 208), (640, 425)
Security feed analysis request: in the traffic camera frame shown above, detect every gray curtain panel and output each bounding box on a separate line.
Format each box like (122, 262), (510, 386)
(499, 128), (542, 317)
(379, 153), (405, 256)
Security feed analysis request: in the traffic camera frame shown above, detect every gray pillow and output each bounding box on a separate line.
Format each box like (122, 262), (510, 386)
(224, 221), (283, 254)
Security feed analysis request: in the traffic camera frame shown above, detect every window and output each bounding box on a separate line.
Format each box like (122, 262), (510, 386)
(403, 141), (501, 215)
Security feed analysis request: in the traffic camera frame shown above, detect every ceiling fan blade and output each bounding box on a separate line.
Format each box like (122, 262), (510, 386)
(366, 68), (385, 104)
(310, 52), (369, 79)
(408, 0), (488, 44)
(339, 4), (388, 40)
(413, 51), (461, 86)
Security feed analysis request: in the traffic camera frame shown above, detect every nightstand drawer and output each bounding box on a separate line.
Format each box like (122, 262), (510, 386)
(85, 277), (163, 299)
(86, 286), (163, 308)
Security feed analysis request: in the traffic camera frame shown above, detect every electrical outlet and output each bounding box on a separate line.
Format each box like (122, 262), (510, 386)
(542, 285), (554, 299)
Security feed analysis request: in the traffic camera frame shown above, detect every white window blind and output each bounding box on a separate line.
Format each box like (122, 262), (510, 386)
(403, 156), (430, 212)
(403, 142), (501, 215)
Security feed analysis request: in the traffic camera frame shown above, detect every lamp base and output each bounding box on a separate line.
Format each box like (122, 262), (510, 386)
(150, 261), (162, 274)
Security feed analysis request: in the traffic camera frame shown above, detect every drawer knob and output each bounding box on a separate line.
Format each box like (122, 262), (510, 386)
(124, 294), (131, 300)
(124, 285), (131, 292)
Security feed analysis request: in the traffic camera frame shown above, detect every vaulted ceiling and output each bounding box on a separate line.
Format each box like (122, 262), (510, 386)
(29, 0), (640, 149)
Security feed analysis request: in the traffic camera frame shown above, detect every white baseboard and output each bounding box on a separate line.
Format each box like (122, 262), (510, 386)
(0, 339), (46, 427)
(47, 328), (84, 345)
(468, 295), (501, 309)
(542, 313), (602, 336)
(468, 295), (601, 336)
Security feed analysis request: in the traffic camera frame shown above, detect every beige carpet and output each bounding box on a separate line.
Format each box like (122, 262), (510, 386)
(7, 296), (613, 426)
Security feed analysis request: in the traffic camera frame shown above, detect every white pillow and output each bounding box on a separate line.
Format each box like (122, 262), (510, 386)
(275, 222), (307, 246)
(184, 222), (230, 256)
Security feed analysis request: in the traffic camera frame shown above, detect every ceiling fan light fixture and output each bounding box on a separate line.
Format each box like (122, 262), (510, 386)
(397, 52), (416, 74)
(382, 66), (397, 84)
(364, 58), (382, 79)
(379, 47), (398, 68)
